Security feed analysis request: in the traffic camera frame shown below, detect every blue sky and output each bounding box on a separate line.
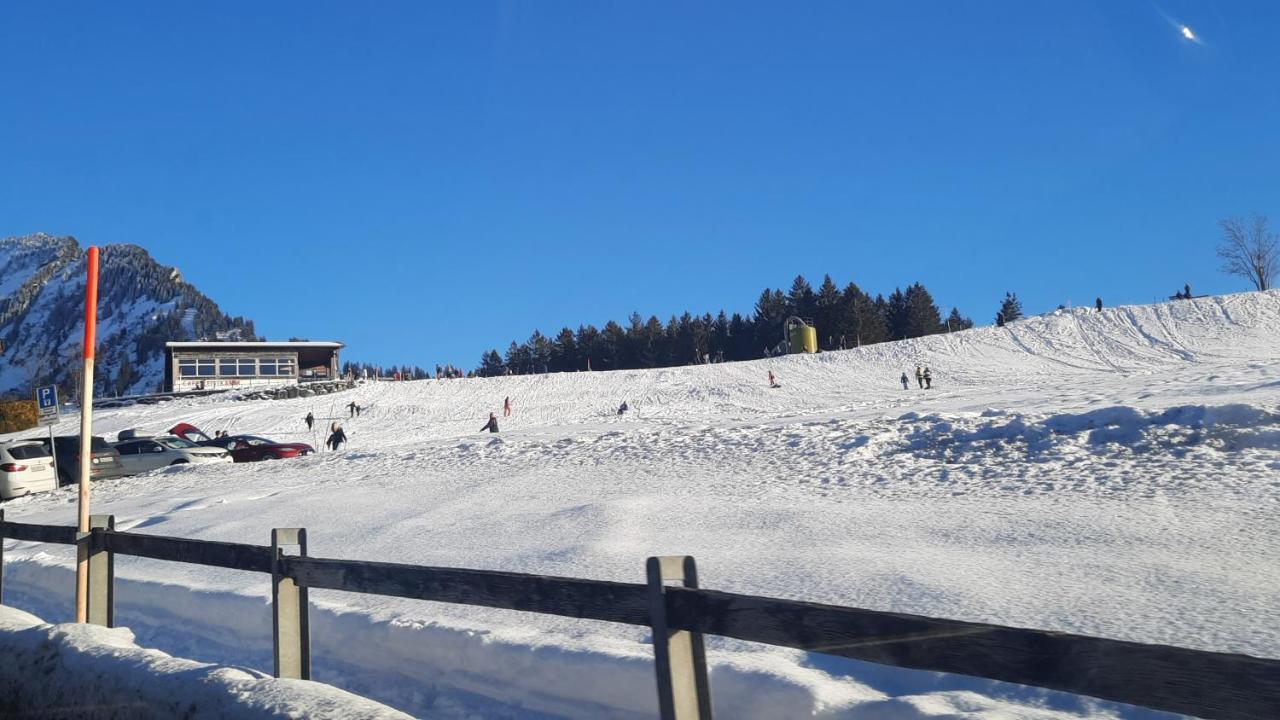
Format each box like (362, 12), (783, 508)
(2, 2), (1277, 367)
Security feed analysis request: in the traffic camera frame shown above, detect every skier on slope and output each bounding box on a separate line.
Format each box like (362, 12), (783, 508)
(304, 412), (314, 431)
(617, 401), (628, 415)
(768, 370), (780, 388)
(900, 372), (909, 390)
(481, 413), (500, 433)
(503, 396), (512, 417)
(915, 366), (924, 389)
(923, 367), (933, 389)
(1095, 297), (1103, 312)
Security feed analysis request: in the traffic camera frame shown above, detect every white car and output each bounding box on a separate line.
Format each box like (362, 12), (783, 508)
(0, 440), (58, 500)
(112, 435), (233, 474)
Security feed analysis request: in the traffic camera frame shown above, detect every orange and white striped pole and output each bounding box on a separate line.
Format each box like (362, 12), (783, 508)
(74, 246), (99, 623)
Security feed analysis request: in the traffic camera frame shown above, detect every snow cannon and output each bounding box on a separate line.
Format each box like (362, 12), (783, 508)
(785, 316), (818, 354)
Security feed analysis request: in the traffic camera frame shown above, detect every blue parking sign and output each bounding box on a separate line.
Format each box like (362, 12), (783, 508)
(35, 385), (59, 425)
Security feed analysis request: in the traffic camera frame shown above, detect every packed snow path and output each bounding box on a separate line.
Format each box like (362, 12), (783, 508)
(3, 291), (1279, 718)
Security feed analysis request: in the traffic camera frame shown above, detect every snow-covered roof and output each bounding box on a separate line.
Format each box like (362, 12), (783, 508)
(165, 341), (344, 349)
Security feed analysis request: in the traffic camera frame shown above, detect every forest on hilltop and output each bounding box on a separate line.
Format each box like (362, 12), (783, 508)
(472, 275), (973, 376)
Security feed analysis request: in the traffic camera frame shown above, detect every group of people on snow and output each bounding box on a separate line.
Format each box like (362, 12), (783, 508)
(303, 410), (352, 450)
(479, 395), (631, 433)
(901, 366), (933, 390)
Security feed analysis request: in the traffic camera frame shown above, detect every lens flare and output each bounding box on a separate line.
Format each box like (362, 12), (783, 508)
(1180, 25), (1196, 41)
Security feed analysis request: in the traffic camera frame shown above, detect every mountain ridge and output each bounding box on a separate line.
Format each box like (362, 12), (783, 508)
(0, 233), (257, 398)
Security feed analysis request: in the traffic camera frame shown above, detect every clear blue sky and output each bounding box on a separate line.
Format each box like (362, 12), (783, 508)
(3, 2), (1276, 368)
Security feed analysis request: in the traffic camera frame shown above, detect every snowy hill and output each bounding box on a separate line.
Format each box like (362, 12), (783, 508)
(0, 234), (257, 397)
(3, 290), (1279, 719)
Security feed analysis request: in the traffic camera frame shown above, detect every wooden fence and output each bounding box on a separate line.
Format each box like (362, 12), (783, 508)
(1, 510), (1277, 720)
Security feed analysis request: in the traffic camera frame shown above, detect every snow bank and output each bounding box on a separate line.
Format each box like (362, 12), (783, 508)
(898, 403), (1280, 466)
(0, 604), (411, 719)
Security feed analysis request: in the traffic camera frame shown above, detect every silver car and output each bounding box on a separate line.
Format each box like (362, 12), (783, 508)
(0, 440), (58, 500)
(112, 435), (233, 474)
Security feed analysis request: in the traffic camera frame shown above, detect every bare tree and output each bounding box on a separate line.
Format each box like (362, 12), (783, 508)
(1217, 214), (1279, 291)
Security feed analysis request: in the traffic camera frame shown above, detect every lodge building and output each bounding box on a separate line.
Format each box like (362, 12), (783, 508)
(164, 341), (343, 393)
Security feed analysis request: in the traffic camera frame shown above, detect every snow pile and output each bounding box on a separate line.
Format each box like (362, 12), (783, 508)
(0, 604), (411, 719)
(896, 403), (1280, 467)
(1, 290), (1278, 718)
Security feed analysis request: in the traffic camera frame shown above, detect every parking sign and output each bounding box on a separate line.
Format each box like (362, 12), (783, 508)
(36, 385), (59, 426)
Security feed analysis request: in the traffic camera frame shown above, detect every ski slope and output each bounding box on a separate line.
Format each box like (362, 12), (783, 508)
(3, 291), (1279, 719)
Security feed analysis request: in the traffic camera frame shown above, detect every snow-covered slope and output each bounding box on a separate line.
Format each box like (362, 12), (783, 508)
(3, 291), (1279, 719)
(0, 234), (257, 396)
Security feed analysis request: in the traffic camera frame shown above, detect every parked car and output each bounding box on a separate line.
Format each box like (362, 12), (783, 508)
(37, 435), (127, 486)
(112, 435), (233, 474)
(167, 423), (314, 462)
(201, 435), (314, 462)
(0, 440), (58, 500)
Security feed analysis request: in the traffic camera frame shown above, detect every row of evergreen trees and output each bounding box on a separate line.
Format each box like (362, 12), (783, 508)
(340, 361), (433, 380)
(474, 275), (975, 377)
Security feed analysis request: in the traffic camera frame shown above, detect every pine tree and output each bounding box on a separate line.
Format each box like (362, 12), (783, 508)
(946, 307), (974, 332)
(478, 349), (505, 377)
(997, 292), (1024, 324)
(787, 275), (815, 319)
(838, 282), (887, 347)
(903, 283), (945, 338)
(552, 328), (577, 372)
(639, 316), (665, 367)
(600, 320), (626, 370)
(814, 275), (842, 349)
(884, 288), (909, 340)
(575, 324), (601, 370)
(729, 313), (754, 360)
(710, 311), (730, 360)
(504, 341), (531, 374)
(754, 288), (788, 354)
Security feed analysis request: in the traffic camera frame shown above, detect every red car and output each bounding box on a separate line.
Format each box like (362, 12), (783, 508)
(167, 423), (314, 462)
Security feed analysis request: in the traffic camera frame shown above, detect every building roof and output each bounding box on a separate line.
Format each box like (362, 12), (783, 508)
(166, 341), (344, 349)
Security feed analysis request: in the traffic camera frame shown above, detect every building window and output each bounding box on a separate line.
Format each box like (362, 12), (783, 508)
(238, 359), (256, 376)
(178, 360), (197, 377)
(259, 359), (278, 376)
(197, 359), (216, 377)
(219, 360), (238, 376)
(277, 357), (295, 376)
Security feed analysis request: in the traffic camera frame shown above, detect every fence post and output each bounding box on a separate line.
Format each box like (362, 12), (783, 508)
(84, 514), (115, 627)
(272, 528), (311, 680)
(647, 555), (713, 720)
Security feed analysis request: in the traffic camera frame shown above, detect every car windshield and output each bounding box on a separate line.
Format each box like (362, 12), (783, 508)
(242, 437), (275, 446)
(160, 438), (199, 449)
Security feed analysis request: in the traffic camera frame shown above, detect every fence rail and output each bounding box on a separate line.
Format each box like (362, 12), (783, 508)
(1, 514), (1277, 720)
